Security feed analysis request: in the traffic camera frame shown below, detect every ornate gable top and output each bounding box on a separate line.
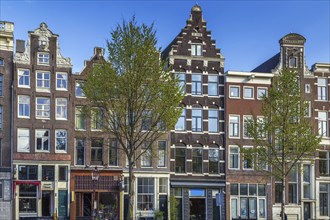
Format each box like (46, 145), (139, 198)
(279, 33), (306, 45)
(191, 4), (202, 12)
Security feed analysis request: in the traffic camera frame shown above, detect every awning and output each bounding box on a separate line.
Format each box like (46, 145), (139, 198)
(13, 180), (41, 199)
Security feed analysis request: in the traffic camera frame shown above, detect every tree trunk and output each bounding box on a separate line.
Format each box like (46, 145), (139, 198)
(128, 161), (134, 220)
(281, 176), (286, 220)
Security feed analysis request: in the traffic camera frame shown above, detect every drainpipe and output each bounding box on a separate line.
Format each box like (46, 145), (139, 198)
(10, 77), (14, 219)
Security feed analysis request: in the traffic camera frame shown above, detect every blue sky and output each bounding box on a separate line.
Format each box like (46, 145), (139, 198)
(1, 0), (329, 73)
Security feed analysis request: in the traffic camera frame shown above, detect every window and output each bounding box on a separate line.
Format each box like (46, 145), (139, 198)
(191, 44), (202, 56)
(305, 84), (311, 93)
(229, 146), (239, 169)
(0, 106), (2, 129)
(91, 139), (103, 165)
(176, 73), (185, 92)
(36, 129), (49, 151)
(243, 87), (254, 99)
(159, 178), (167, 193)
(175, 148), (185, 173)
(18, 69), (30, 87)
(229, 115), (240, 138)
(58, 166), (68, 181)
(36, 71), (50, 91)
(288, 167), (297, 203)
(243, 116), (252, 138)
(209, 149), (219, 174)
(319, 151), (330, 176)
(192, 149), (203, 173)
(75, 107), (86, 130)
(56, 98), (67, 120)
(18, 95), (30, 118)
(17, 128), (30, 152)
(19, 184), (37, 213)
(0, 74), (2, 96)
(91, 108), (104, 130)
(175, 109), (186, 131)
(208, 110), (218, 133)
(55, 130), (67, 152)
(303, 164), (311, 199)
(109, 139), (118, 166)
(192, 109), (202, 132)
(75, 81), (85, 97)
(275, 181), (282, 203)
(318, 78), (327, 100)
(75, 138), (85, 165)
(229, 86), (240, 98)
(318, 111), (328, 137)
(320, 183), (329, 216)
(37, 53), (49, 65)
(36, 97), (50, 119)
(0, 58), (3, 66)
(289, 56), (297, 68)
(257, 88), (267, 99)
(137, 178), (154, 211)
(142, 110), (152, 131)
(18, 165), (38, 180)
(42, 166), (55, 181)
(305, 101), (311, 117)
(56, 72), (68, 90)
(192, 74), (202, 95)
(158, 141), (166, 167)
(208, 75), (218, 96)
(243, 146), (253, 170)
(141, 142), (152, 167)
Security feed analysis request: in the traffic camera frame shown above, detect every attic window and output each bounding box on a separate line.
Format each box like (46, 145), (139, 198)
(289, 56), (297, 68)
(191, 44), (202, 56)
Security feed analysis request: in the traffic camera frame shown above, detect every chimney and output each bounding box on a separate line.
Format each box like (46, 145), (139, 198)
(16, 40), (25, 53)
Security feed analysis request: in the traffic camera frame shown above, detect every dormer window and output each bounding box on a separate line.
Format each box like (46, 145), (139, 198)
(191, 44), (202, 56)
(38, 52), (49, 65)
(289, 56), (297, 68)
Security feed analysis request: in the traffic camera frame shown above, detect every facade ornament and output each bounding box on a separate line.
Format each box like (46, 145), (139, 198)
(187, 59), (191, 66)
(169, 57), (174, 65)
(13, 40), (30, 65)
(56, 43), (72, 67)
(32, 22), (53, 51)
(203, 60), (208, 67)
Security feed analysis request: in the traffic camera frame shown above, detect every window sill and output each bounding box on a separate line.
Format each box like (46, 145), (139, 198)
(56, 88), (68, 91)
(36, 117), (50, 120)
(55, 151), (67, 154)
(35, 150), (50, 153)
(18, 116), (30, 119)
(229, 96), (240, 99)
(18, 86), (31, 89)
(56, 118), (68, 121)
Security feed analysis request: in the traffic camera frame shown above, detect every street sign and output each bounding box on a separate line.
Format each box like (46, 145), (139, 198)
(216, 191), (224, 206)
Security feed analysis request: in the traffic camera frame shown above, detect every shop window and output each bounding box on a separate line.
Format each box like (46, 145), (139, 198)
(18, 165), (38, 180)
(19, 184), (37, 213)
(137, 178), (154, 211)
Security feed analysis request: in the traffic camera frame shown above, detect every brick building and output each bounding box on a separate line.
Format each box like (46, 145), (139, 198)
(162, 5), (226, 220)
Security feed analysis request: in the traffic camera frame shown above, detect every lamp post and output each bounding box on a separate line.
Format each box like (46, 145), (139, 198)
(91, 166), (99, 220)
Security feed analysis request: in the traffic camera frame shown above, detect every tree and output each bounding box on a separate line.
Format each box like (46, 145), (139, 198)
(83, 17), (184, 220)
(244, 69), (321, 220)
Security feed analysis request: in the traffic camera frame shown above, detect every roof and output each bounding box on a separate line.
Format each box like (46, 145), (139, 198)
(251, 53), (280, 73)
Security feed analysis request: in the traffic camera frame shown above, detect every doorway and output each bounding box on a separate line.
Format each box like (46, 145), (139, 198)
(304, 203), (311, 220)
(42, 191), (52, 216)
(159, 195), (168, 220)
(83, 193), (92, 217)
(189, 198), (205, 220)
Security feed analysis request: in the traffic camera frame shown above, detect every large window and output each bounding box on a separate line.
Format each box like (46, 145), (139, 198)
(75, 107), (86, 130)
(176, 73), (185, 92)
(75, 81), (85, 97)
(55, 130), (67, 152)
(208, 110), (218, 133)
(91, 139), (103, 165)
(36, 97), (50, 119)
(141, 142), (152, 167)
(0, 74), (2, 96)
(175, 148), (185, 173)
(158, 141), (166, 167)
(37, 53), (49, 65)
(42, 166), (55, 181)
(18, 165), (38, 180)
(109, 139), (118, 166)
(192, 74), (202, 95)
(318, 78), (328, 100)
(18, 95), (30, 118)
(320, 183), (329, 216)
(229, 115), (240, 138)
(192, 149), (203, 173)
(19, 184), (37, 213)
(209, 149), (219, 174)
(137, 178), (154, 211)
(319, 151), (330, 176)
(18, 69), (30, 87)
(191, 44), (202, 56)
(56, 72), (68, 90)
(75, 138), (85, 165)
(303, 164), (311, 199)
(56, 98), (67, 120)
(318, 111), (328, 137)
(229, 146), (240, 169)
(192, 109), (202, 132)
(36, 129), (49, 152)
(208, 75), (218, 96)
(91, 108), (104, 130)
(36, 71), (50, 91)
(288, 167), (297, 203)
(17, 128), (30, 152)
(175, 109), (186, 131)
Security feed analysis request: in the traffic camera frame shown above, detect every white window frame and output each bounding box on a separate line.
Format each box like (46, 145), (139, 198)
(56, 98), (67, 120)
(257, 87), (268, 100)
(75, 106), (86, 130)
(289, 56), (297, 68)
(192, 108), (203, 132)
(56, 72), (68, 91)
(18, 69), (30, 88)
(208, 75), (218, 96)
(229, 145), (240, 170)
(35, 129), (50, 152)
(17, 128), (30, 153)
(288, 166), (298, 204)
(36, 71), (50, 92)
(229, 115), (240, 138)
(302, 164), (312, 199)
(229, 85), (240, 99)
(318, 111), (328, 137)
(175, 108), (186, 131)
(37, 52), (49, 65)
(55, 129), (67, 153)
(317, 78), (328, 101)
(305, 101), (311, 118)
(36, 97), (50, 119)
(208, 109), (219, 133)
(191, 44), (202, 56)
(243, 146), (254, 170)
(157, 140), (167, 168)
(243, 86), (254, 99)
(191, 73), (202, 95)
(75, 81), (86, 98)
(243, 115), (253, 139)
(18, 95), (30, 118)
(75, 138), (86, 166)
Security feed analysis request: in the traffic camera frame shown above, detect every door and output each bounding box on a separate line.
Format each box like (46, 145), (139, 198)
(83, 193), (92, 216)
(58, 190), (67, 217)
(304, 203), (311, 220)
(42, 191), (52, 216)
(159, 195), (168, 220)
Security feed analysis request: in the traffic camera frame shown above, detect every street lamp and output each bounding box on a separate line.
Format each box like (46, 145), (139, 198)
(92, 166), (100, 220)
